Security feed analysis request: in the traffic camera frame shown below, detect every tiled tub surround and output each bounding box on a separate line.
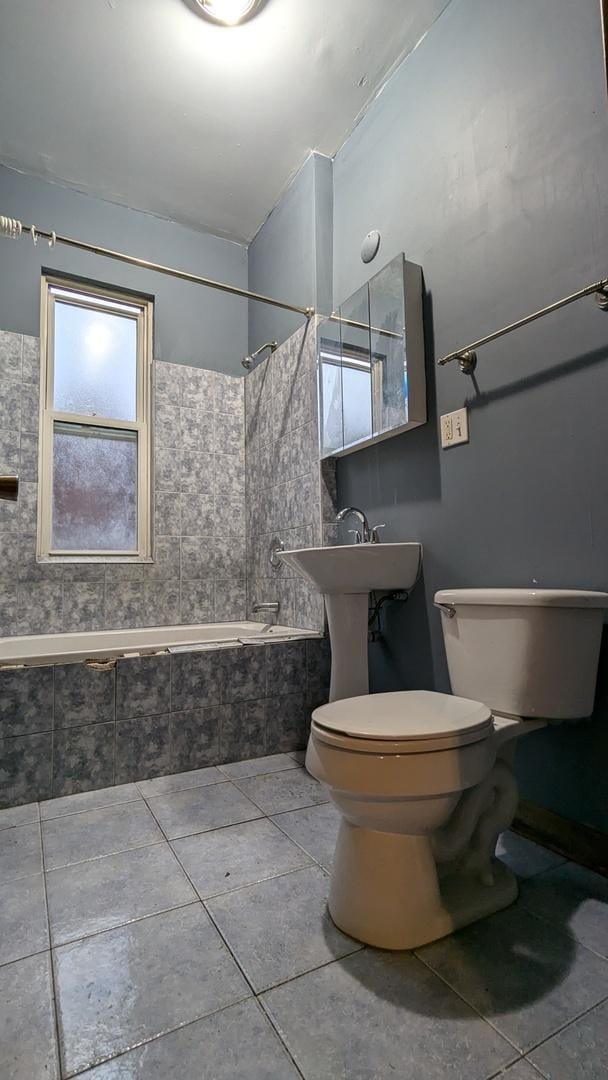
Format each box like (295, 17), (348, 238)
(1, 753), (607, 1080)
(245, 320), (337, 632)
(0, 329), (247, 635)
(0, 636), (330, 808)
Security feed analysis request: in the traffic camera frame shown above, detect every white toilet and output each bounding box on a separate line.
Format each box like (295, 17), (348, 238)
(307, 588), (608, 950)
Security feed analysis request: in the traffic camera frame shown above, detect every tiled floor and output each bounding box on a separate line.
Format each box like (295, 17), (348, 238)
(1, 754), (607, 1079)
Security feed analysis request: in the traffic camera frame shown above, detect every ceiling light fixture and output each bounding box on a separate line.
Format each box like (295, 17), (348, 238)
(193, 0), (261, 25)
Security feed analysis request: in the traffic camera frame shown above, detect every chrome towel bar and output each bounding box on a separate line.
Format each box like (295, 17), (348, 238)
(437, 275), (608, 374)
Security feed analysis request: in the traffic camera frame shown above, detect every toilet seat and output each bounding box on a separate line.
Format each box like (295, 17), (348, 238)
(312, 689), (493, 754)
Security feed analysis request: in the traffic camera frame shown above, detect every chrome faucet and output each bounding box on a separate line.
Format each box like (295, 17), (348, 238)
(252, 600), (280, 633)
(335, 507), (386, 544)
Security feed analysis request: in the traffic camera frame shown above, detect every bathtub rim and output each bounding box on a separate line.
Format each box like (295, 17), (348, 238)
(0, 621), (322, 668)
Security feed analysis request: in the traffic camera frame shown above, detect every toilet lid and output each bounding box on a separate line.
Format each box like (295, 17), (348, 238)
(312, 690), (492, 751)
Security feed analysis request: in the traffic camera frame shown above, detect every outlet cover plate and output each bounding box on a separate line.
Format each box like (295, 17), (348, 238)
(440, 407), (469, 448)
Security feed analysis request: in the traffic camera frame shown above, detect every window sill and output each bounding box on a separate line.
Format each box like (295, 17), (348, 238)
(36, 556), (155, 565)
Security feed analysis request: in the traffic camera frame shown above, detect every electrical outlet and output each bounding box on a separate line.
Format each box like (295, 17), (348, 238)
(440, 407), (469, 448)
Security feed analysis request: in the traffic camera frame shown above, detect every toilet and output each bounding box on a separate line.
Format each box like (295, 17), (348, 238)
(307, 587), (608, 950)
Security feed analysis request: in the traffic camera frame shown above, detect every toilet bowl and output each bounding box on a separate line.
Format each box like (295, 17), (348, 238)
(307, 587), (608, 950)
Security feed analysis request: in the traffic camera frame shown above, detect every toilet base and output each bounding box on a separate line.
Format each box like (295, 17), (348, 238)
(329, 818), (518, 950)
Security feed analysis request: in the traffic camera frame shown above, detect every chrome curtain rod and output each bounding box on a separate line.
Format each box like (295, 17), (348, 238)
(0, 215), (315, 318)
(437, 275), (608, 374)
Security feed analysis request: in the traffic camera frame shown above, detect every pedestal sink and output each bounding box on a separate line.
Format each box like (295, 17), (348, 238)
(279, 543), (422, 701)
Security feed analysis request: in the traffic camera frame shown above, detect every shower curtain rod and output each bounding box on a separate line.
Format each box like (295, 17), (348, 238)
(0, 215), (315, 318)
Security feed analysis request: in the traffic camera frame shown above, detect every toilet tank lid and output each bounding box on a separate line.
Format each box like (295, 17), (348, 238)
(434, 588), (608, 609)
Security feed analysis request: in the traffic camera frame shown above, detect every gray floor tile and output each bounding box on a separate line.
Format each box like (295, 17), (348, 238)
(54, 903), (250, 1076)
(42, 801), (164, 869)
(172, 817), (312, 899)
(496, 831), (566, 879)
(0, 952), (59, 1080)
(0, 801), (39, 830)
(289, 749), (306, 764)
(136, 765), (225, 797)
(40, 783), (142, 820)
(528, 997), (608, 1079)
(262, 948), (515, 1080)
(234, 767), (329, 815)
(76, 999), (300, 1078)
(218, 753), (300, 779)
(417, 904), (608, 1052)
(518, 861), (608, 958)
(272, 801), (341, 870)
(46, 842), (196, 945)
(207, 865), (361, 992)
(147, 781), (262, 840)
(0, 873), (49, 966)
(0, 821), (42, 881)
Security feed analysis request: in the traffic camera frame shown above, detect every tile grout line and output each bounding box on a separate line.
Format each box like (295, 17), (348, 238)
(43, 836), (168, 875)
(38, 815), (64, 1080)
(143, 796), (319, 1079)
(514, 897), (608, 963)
(413, 949), (525, 1058)
(515, 990), (608, 1062)
(62, 991), (254, 1079)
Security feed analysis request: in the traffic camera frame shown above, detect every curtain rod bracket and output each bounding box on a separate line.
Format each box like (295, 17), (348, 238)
(457, 350), (477, 375)
(595, 286), (608, 310)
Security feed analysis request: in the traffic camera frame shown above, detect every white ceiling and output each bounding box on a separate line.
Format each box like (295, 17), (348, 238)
(0, 0), (448, 243)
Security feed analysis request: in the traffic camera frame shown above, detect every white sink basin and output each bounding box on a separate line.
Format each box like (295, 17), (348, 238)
(280, 543), (421, 594)
(279, 542), (422, 702)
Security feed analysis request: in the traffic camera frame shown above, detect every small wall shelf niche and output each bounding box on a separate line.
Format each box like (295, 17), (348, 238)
(318, 253), (426, 458)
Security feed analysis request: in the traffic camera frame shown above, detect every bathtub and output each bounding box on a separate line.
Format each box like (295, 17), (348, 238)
(0, 622), (330, 810)
(0, 621), (321, 667)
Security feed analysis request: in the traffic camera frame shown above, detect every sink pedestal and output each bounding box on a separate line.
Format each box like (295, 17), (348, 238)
(325, 593), (369, 701)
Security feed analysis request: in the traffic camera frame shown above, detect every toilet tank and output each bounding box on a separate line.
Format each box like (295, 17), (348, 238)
(435, 588), (608, 719)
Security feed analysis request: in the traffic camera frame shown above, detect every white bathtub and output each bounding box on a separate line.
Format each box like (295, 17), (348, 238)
(0, 621), (321, 667)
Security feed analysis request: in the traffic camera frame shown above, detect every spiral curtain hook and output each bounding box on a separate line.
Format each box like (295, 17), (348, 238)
(0, 216), (22, 239)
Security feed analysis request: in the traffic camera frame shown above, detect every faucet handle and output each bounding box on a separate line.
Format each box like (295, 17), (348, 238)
(370, 524), (386, 543)
(348, 529), (362, 544)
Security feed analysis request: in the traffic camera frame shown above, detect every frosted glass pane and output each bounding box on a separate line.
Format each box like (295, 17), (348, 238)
(53, 302), (137, 420)
(52, 423), (137, 551)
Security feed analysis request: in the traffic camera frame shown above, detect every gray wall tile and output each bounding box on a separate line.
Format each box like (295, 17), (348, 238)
(0, 732), (53, 807)
(265, 693), (309, 753)
(181, 452), (214, 494)
(171, 649), (225, 712)
(115, 714), (173, 783)
(222, 646), (266, 703)
(54, 663), (115, 728)
(171, 707), (222, 772)
(220, 700), (266, 763)
(52, 722), (115, 797)
(266, 641), (307, 696)
(180, 579), (215, 623)
(116, 655), (171, 720)
(0, 666), (54, 737)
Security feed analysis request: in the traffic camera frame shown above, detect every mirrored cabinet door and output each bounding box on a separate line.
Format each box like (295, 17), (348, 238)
(318, 253), (426, 459)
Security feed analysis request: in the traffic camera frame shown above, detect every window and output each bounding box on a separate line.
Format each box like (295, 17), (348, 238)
(38, 276), (153, 560)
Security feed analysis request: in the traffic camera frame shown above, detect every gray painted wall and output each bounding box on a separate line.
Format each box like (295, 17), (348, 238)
(0, 166), (248, 376)
(332, 0), (608, 830)
(248, 153), (333, 352)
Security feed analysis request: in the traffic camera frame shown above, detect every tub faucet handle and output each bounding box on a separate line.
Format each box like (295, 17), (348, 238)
(348, 529), (362, 544)
(370, 524), (386, 544)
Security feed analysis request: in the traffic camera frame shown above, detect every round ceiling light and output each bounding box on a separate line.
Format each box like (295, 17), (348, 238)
(194, 0), (261, 25)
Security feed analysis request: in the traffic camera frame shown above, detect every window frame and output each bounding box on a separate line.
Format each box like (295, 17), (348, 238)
(37, 274), (153, 562)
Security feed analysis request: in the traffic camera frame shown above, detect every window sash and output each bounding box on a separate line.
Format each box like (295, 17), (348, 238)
(37, 275), (153, 560)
